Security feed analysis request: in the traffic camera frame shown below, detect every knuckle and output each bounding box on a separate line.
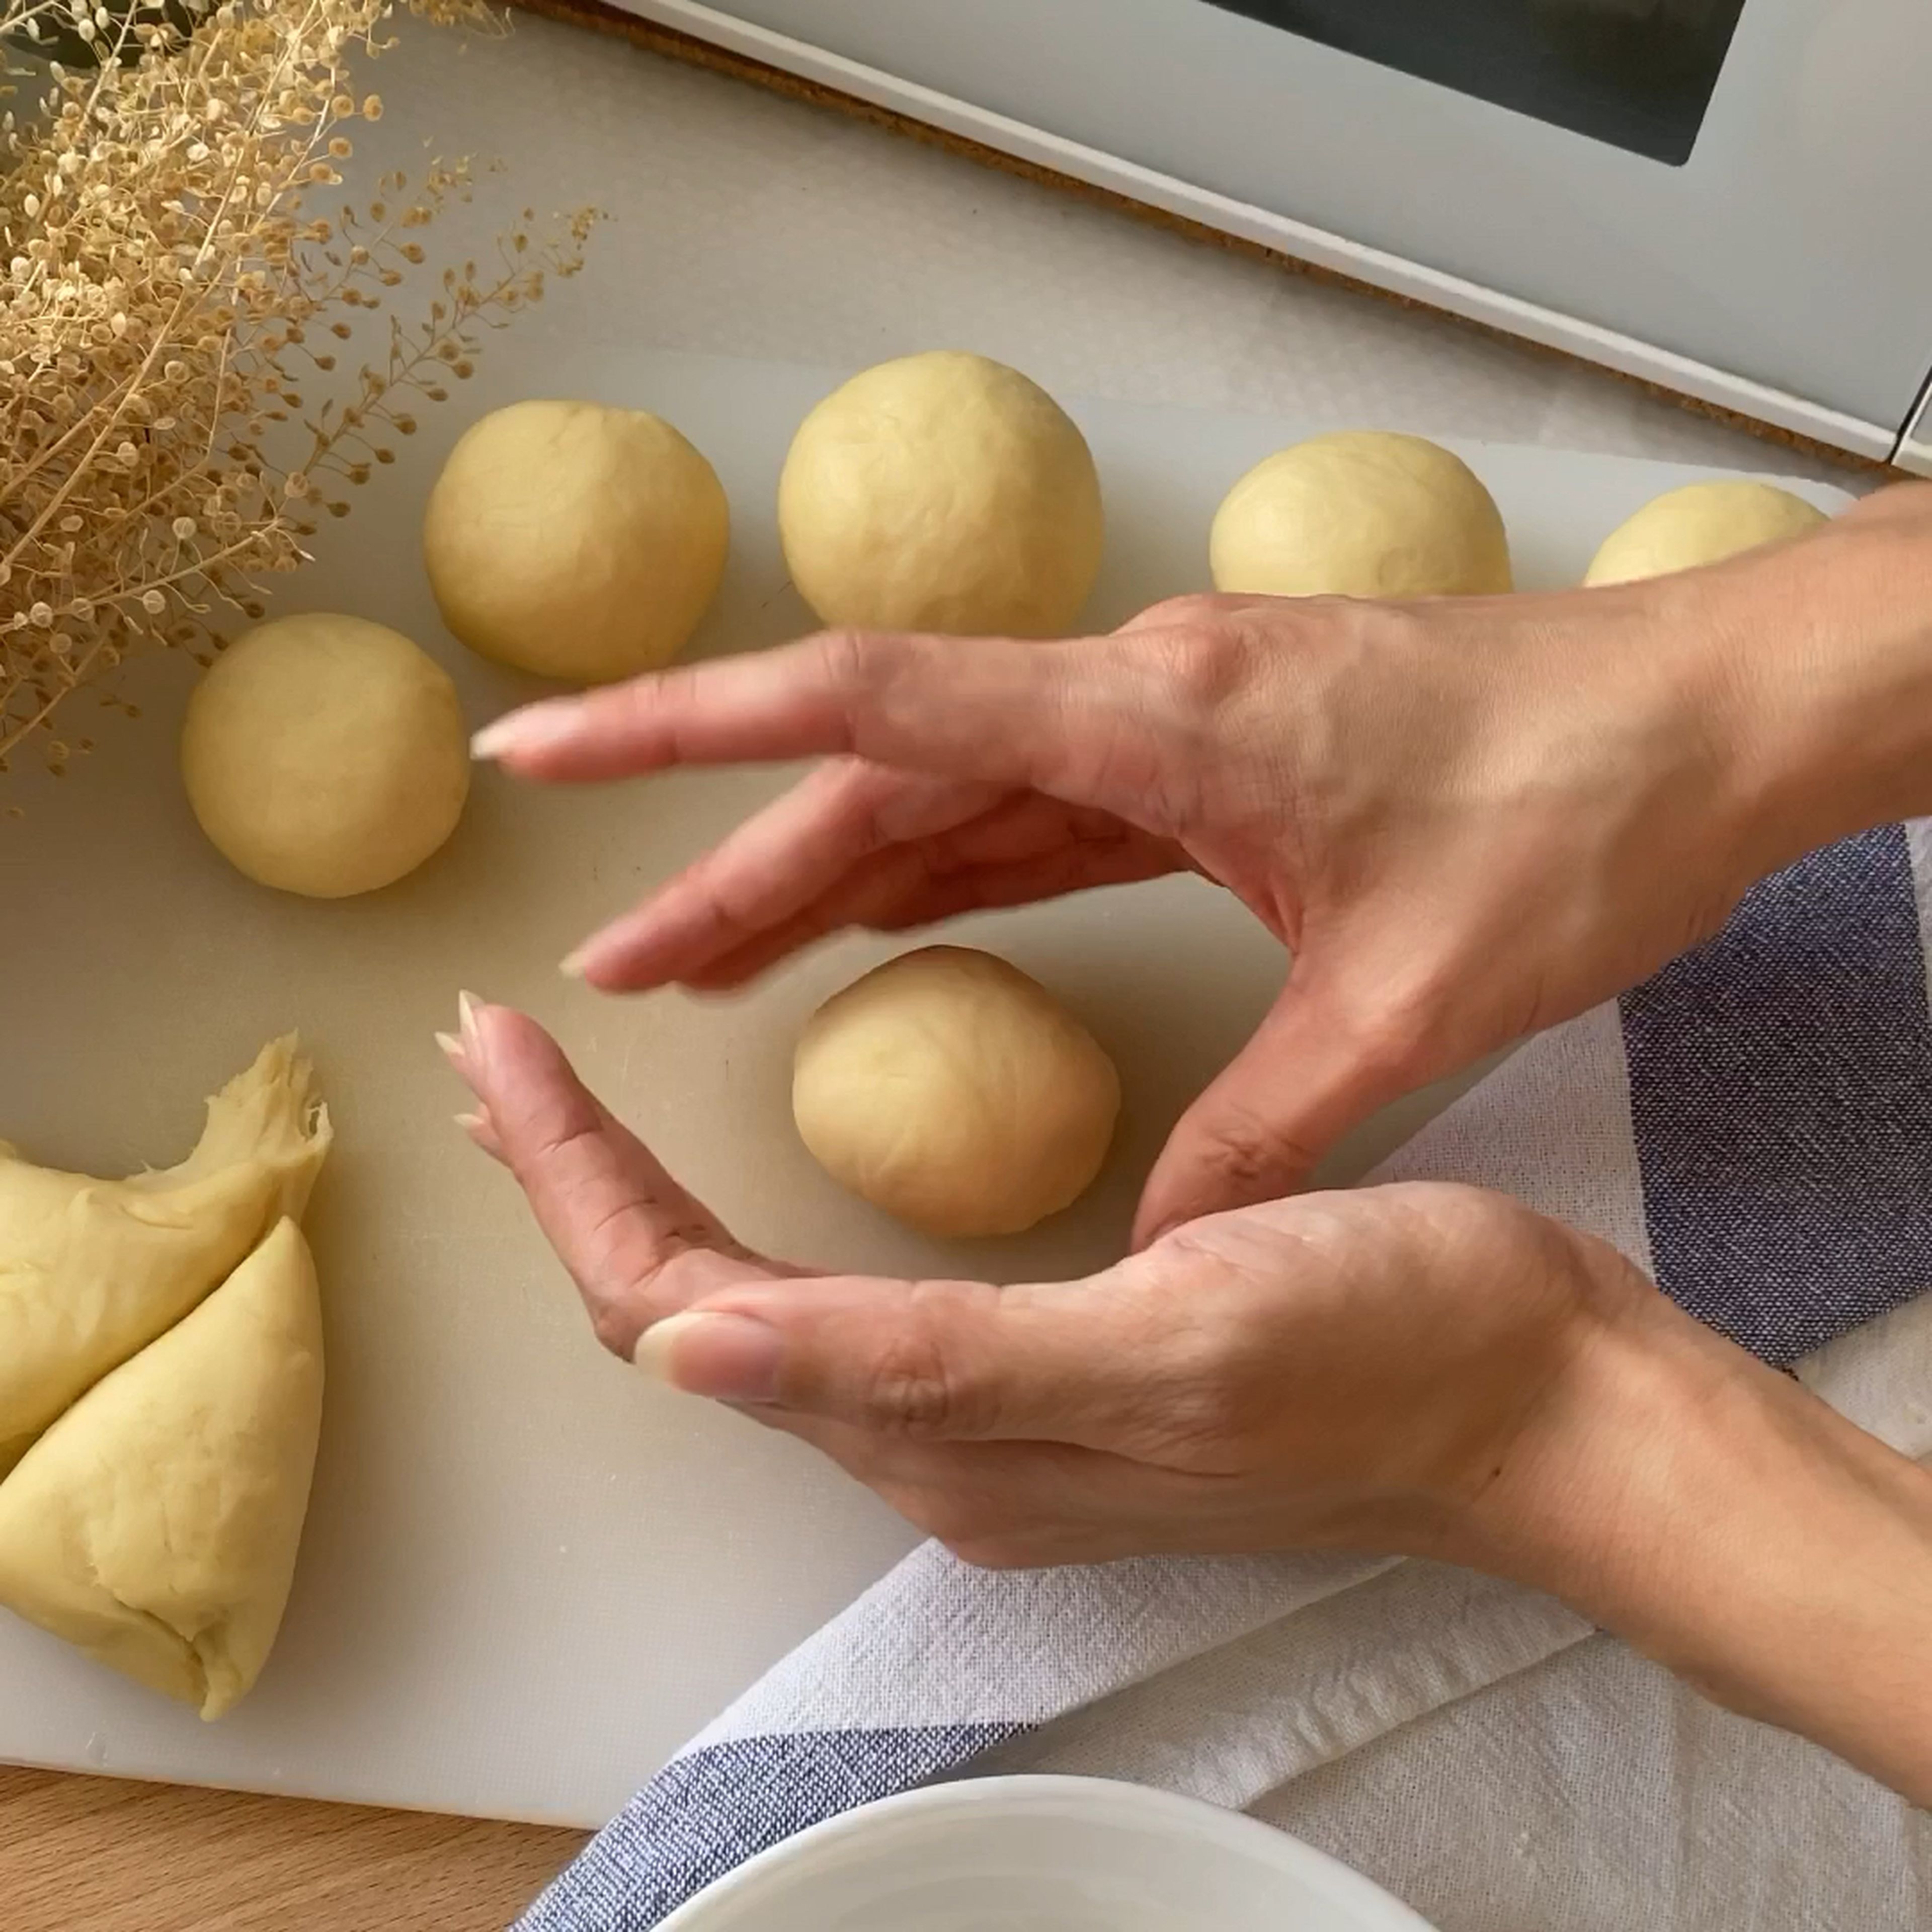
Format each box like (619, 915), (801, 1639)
(862, 1326), (977, 1439)
(1197, 1100), (1321, 1202)
(1152, 625), (1248, 714)
(813, 628), (886, 721)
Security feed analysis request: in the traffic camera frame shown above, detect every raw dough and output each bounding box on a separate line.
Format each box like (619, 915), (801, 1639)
(181, 614), (469, 898)
(0, 1037), (330, 1474)
(423, 398), (729, 682)
(1583, 479), (1830, 587)
(792, 946), (1120, 1238)
(1210, 431), (1513, 599)
(0, 1216), (325, 1719)
(778, 351), (1104, 635)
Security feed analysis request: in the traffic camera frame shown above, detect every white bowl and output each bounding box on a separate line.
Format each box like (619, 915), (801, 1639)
(658, 1774), (1437, 1932)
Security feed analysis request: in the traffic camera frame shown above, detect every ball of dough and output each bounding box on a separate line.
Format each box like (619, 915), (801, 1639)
(792, 946), (1120, 1239)
(1583, 480), (1829, 588)
(423, 398), (729, 683)
(181, 613), (469, 898)
(778, 351), (1104, 635)
(1210, 431), (1512, 599)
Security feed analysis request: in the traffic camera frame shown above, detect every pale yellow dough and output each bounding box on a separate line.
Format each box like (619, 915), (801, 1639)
(793, 946), (1120, 1239)
(181, 614), (469, 898)
(0, 1037), (330, 1474)
(1583, 480), (1829, 587)
(0, 1217), (324, 1719)
(1210, 431), (1512, 599)
(423, 398), (730, 683)
(778, 351), (1104, 636)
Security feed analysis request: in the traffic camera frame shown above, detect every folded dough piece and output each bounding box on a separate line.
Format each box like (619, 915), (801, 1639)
(0, 1037), (330, 1472)
(0, 1217), (325, 1718)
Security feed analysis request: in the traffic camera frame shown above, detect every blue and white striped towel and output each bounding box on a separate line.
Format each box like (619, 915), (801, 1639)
(521, 823), (1932, 1932)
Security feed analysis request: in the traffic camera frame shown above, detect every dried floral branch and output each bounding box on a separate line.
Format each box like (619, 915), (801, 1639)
(1, 0), (595, 778)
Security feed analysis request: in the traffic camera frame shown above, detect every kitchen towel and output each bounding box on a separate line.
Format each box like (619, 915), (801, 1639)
(520, 821), (1932, 1932)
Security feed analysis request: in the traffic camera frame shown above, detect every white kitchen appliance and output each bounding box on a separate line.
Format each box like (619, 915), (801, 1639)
(602, 0), (1932, 471)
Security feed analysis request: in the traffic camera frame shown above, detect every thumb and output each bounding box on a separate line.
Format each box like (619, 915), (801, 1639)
(633, 1272), (1150, 1448)
(1132, 968), (1435, 1247)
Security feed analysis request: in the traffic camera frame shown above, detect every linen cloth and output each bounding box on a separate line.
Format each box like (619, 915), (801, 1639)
(522, 823), (1932, 1931)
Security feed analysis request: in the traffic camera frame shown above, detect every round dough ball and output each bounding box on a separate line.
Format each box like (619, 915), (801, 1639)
(1210, 431), (1512, 599)
(1583, 480), (1829, 588)
(793, 946), (1120, 1239)
(181, 614), (469, 898)
(423, 398), (729, 683)
(778, 351), (1104, 635)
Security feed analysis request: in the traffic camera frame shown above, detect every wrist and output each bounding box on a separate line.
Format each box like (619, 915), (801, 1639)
(1469, 1288), (1932, 1802)
(1681, 482), (1932, 868)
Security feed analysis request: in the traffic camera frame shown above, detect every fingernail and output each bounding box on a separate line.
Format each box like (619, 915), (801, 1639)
(435, 1029), (466, 1068)
(558, 946), (592, 982)
(455, 1109), (505, 1163)
(471, 701), (581, 762)
(457, 989), (484, 1056)
(633, 1311), (784, 1403)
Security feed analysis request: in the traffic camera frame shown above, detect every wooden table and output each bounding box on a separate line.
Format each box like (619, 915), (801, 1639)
(0, 1766), (585, 1930)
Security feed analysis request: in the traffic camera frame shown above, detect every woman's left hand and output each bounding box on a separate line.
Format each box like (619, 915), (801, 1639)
(446, 997), (1932, 1806)
(446, 996), (1651, 1569)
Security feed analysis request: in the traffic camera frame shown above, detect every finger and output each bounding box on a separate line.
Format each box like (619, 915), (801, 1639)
(632, 1268), (1182, 1452)
(458, 999), (784, 1355)
(1131, 962), (1441, 1247)
(564, 760), (1006, 989)
(679, 821), (1187, 991)
(471, 629), (1159, 815)
(454, 1105), (505, 1164)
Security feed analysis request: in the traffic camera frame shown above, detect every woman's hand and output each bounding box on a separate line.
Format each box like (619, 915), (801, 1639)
(470, 583), (1799, 1245)
(448, 997), (1932, 1806)
(473, 485), (1932, 1240)
(445, 996), (1645, 1567)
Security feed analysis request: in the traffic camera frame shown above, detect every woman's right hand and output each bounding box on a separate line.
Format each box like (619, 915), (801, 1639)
(473, 486), (1932, 1241)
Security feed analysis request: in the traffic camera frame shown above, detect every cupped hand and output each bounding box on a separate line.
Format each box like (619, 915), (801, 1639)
(445, 997), (1657, 1569)
(473, 581), (1784, 1242)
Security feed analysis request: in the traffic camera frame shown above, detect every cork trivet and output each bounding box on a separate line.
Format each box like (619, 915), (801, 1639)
(513, 0), (1907, 480)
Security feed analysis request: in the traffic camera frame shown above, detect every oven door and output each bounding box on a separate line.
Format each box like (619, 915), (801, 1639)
(610, 0), (1932, 464)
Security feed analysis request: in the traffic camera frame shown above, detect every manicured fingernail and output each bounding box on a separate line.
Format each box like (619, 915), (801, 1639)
(558, 946), (592, 981)
(435, 1029), (466, 1068)
(471, 702), (581, 762)
(633, 1311), (784, 1402)
(457, 989), (484, 1055)
(454, 1110), (504, 1163)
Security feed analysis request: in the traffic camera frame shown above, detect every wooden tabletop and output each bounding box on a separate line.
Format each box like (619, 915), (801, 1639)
(0, 1766), (585, 1931)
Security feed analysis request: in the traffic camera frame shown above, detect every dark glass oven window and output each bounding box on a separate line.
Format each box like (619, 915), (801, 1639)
(1205, 0), (1749, 166)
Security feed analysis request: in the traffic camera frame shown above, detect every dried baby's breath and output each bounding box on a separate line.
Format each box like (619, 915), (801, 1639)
(1, 0), (596, 776)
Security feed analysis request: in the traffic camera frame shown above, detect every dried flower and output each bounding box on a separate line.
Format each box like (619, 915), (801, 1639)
(1, 0), (597, 774)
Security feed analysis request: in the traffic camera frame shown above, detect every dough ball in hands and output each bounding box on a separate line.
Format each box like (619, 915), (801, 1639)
(792, 946), (1120, 1239)
(1211, 431), (1512, 599)
(181, 614), (468, 898)
(778, 351), (1104, 635)
(423, 398), (729, 682)
(1583, 479), (1829, 587)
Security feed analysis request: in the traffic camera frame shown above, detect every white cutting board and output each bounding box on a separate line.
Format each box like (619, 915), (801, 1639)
(0, 348), (1850, 1827)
